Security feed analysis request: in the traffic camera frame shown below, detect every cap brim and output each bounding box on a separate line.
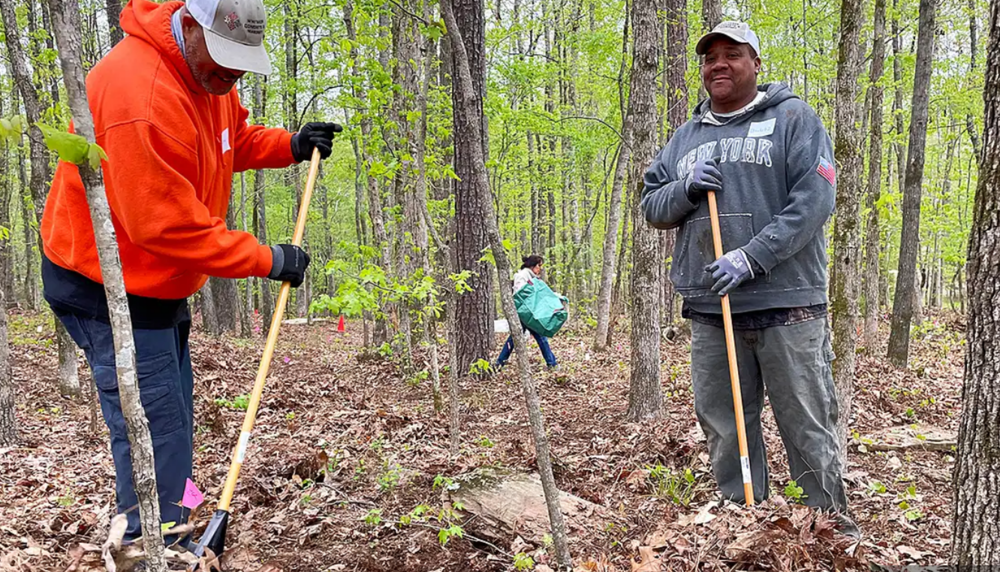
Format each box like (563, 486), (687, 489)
(695, 31), (750, 55)
(203, 29), (272, 75)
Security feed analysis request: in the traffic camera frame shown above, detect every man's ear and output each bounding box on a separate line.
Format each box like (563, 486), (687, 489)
(181, 11), (201, 35)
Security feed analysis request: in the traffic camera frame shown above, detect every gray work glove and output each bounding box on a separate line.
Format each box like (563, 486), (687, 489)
(684, 157), (723, 202)
(706, 249), (754, 296)
(269, 244), (311, 288)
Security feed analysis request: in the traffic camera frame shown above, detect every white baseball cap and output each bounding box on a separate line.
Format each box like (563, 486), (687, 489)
(186, 0), (272, 75)
(696, 21), (761, 58)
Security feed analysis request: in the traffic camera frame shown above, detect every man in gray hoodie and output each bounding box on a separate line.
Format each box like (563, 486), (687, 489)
(641, 21), (857, 535)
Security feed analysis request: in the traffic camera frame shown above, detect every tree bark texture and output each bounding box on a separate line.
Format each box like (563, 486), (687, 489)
(0, 93), (12, 307)
(626, 0), (663, 423)
(252, 78), (274, 331)
(105, 0), (122, 47)
(450, 0), (494, 378)
(661, 0), (686, 328)
(830, 0), (866, 463)
(887, 0), (936, 368)
(952, 1), (1000, 561)
(47, 0), (167, 567)
(863, 0), (888, 349)
(0, 288), (14, 446)
(593, 116), (632, 351)
(56, 318), (80, 398)
(442, 1), (573, 567)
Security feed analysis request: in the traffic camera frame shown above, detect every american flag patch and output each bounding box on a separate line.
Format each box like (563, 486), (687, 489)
(817, 156), (836, 186)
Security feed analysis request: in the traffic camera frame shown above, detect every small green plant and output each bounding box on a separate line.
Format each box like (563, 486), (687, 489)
(433, 475), (457, 491)
(475, 435), (495, 448)
(407, 369), (430, 388)
(905, 407), (916, 419)
(469, 358), (492, 376)
(647, 465), (699, 507)
(214, 394), (250, 410)
(286, 411), (296, 420)
(400, 504), (431, 525)
(513, 552), (535, 570)
(378, 465), (402, 492)
(438, 524), (464, 546)
(57, 495), (75, 507)
(378, 342), (393, 358)
(904, 508), (925, 521)
(363, 509), (383, 527)
(868, 481), (888, 495)
(784, 480), (807, 503)
(543, 533), (554, 548)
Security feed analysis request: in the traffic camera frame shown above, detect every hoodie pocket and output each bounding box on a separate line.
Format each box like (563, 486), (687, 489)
(673, 212), (755, 293)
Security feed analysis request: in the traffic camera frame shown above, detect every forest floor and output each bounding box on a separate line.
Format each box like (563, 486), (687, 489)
(0, 308), (965, 572)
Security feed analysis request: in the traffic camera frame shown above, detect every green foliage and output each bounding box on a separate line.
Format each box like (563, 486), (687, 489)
(784, 480), (807, 503)
(513, 552), (535, 570)
(0, 115), (25, 146)
(647, 465), (699, 507)
(214, 394), (250, 411)
(363, 509), (382, 527)
(469, 358), (492, 376)
(437, 524), (464, 546)
(37, 123), (107, 169)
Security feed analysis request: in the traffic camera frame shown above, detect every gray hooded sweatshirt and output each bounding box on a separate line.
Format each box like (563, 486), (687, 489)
(641, 83), (836, 315)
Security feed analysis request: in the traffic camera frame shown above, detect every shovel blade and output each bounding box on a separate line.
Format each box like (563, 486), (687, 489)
(189, 509), (229, 566)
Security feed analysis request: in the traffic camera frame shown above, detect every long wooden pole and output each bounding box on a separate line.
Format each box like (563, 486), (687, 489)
(217, 148), (321, 512)
(706, 189), (755, 507)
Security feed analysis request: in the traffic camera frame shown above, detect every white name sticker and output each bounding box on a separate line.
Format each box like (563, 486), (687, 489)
(747, 118), (776, 138)
(741, 456), (752, 484)
(221, 128), (231, 153)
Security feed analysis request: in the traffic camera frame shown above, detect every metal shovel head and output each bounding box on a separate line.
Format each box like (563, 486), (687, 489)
(189, 509), (229, 567)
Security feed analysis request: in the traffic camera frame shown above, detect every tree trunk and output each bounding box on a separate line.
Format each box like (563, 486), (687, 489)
(343, 0), (391, 347)
(252, 78), (273, 332)
(209, 191), (242, 334)
(56, 318), (80, 397)
(626, 0), (662, 423)
(240, 173), (254, 338)
(887, 0), (936, 368)
(17, 150), (37, 309)
(863, 0), (887, 350)
(442, 1), (573, 566)
(967, 0), (982, 163)
(0, 92), (12, 307)
(0, 288), (14, 446)
(451, 0), (494, 378)
(891, 0), (906, 218)
(593, 118), (632, 351)
(952, 2), (1000, 560)
(830, 0), (866, 462)
(1, 0), (50, 232)
(48, 0), (167, 567)
(698, 0), (722, 103)
(104, 0), (122, 47)
(662, 0), (686, 330)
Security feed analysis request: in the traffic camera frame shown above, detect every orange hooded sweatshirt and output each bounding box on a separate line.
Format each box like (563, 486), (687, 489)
(41, 0), (295, 300)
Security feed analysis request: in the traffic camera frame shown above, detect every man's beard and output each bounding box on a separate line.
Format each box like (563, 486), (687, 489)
(184, 43), (236, 96)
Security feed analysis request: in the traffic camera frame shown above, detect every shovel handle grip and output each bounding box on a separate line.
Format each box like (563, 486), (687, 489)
(707, 190), (755, 507)
(217, 147), (322, 512)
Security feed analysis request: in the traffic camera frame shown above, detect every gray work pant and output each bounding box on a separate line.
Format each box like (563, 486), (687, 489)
(690, 318), (848, 512)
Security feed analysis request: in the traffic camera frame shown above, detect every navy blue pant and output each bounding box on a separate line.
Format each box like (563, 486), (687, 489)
(496, 321), (557, 367)
(55, 310), (194, 542)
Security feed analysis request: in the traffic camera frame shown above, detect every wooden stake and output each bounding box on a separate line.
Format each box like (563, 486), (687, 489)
(706, 190), (754, 507)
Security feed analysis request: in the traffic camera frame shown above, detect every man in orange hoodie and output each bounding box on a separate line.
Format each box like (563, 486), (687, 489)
(40, 0), (339, 544)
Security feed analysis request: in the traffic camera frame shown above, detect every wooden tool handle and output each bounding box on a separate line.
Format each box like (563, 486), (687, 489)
(706, 190), (755, 507)
(218, 148), (321, 512)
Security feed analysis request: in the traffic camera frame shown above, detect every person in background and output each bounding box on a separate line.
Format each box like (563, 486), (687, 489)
(493, 255), (559, 371)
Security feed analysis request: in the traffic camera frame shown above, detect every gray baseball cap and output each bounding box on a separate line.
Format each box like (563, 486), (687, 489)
(696, 21), (761, 57)
(186, 0), (272, 74)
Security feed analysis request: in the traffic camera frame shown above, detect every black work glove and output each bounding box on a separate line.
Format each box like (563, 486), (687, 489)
(290, 122), (343, 162)
(268, 244), (311, 288)
(684, 157), (723, 202)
